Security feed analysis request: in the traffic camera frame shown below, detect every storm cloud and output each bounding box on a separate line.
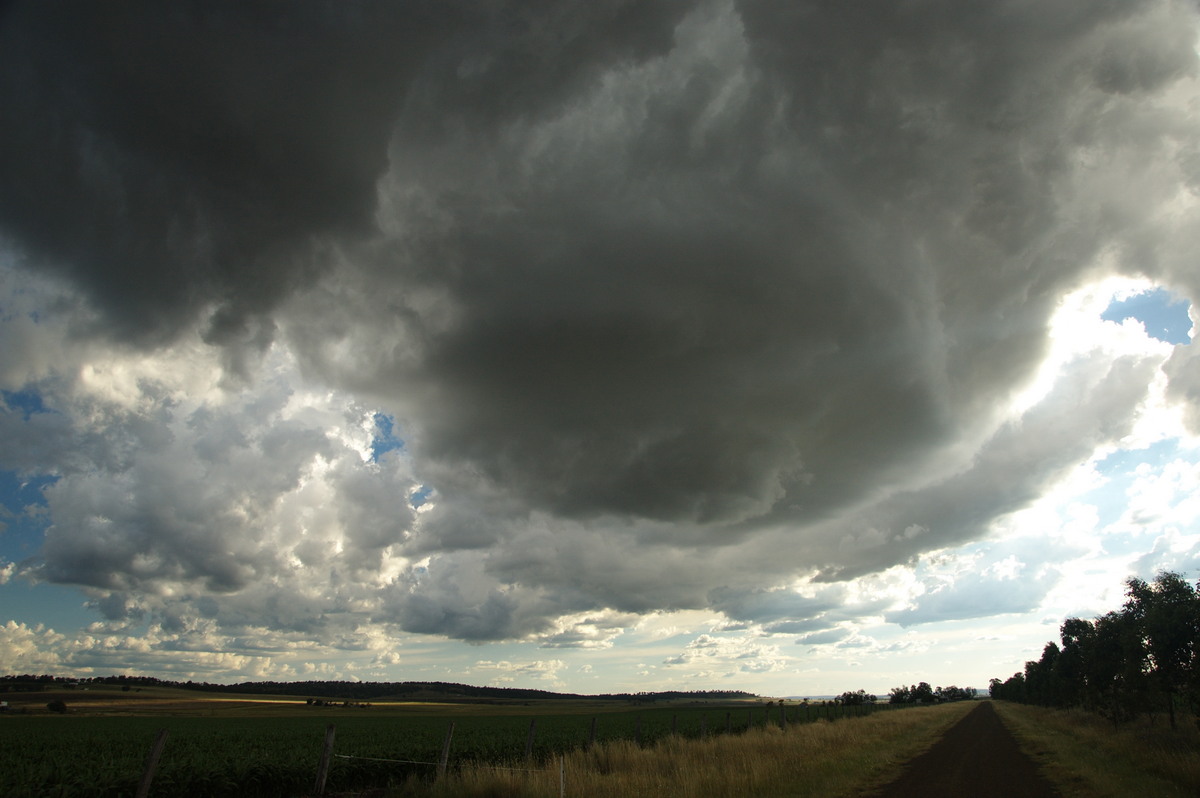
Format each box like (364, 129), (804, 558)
(2, 0), (1199, 657)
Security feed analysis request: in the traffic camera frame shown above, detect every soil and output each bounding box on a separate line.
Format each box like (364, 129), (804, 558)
(869, 701), (1061, 798)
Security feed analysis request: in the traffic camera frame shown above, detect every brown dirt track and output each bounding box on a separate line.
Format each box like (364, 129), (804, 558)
(869, 701), (1060, 797)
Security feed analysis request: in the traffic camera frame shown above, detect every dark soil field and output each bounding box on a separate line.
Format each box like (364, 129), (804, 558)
(870, 701), (1060, 797)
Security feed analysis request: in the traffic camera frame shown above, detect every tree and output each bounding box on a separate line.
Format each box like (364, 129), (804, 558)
(911, 681), (936, 703)
(989, 672), (1025, 702)
(935, 685), (977, 702)
(1088, 609), (1147, 727)
(889, 682), (937, 703)
(837, 689), (877, 705)
(1023, 642), (1064, 707)
(1123, 572), (1200, 729)
(1056, 617), (1093, 708)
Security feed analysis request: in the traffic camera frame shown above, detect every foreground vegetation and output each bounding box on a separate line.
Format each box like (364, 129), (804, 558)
(993, 701), (1200, 797)
(0, 689), (913, 797)
(391, 701), (978, 798)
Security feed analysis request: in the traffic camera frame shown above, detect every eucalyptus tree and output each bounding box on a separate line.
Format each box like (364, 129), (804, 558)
(1122, 572), (1200, 730)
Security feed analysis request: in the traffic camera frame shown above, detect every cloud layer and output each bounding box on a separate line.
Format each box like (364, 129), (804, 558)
(1, 0), (1199, 671)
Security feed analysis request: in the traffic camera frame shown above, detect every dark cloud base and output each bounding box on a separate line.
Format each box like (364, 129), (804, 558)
(1, 0), (1198, 649)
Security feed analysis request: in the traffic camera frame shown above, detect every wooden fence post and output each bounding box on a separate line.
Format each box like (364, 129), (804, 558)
(438, 721), (455, 781)
(313, 724), (336, 796)
(135, 728), (169, 798)
(559, 754), (566, 798)
(525, 718), (537, 761)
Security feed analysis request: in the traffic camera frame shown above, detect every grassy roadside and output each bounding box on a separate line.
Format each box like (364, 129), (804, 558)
(991, 701), (1200, 798)
(397, 701), (978, 798)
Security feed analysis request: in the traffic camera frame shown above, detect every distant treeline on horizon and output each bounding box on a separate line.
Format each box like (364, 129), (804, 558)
(0, 673), (757, 703)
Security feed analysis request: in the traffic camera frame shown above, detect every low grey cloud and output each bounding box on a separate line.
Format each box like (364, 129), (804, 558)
(796, 628), (852, 647)
(0, 0), (683, 347)
(1, 0), (1199, 656)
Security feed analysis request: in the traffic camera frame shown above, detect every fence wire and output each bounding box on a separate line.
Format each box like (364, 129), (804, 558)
(333, 753), (555, 773)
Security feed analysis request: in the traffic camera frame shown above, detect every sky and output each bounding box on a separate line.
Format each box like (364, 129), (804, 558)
(1, 0), (1199, 698)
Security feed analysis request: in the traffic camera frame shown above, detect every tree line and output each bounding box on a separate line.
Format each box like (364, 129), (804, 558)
(825, 684), (978, 706)
(887, 682), (977, 704)
(989, 570), (1200, 729)
(0, 674), (754, 704)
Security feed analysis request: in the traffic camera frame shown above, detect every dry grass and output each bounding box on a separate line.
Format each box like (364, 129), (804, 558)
(992, 702), (1200, 798)
(399, 702), (978, 798)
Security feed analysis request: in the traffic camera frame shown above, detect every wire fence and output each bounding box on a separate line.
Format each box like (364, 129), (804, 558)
(126, 700), (912, 797)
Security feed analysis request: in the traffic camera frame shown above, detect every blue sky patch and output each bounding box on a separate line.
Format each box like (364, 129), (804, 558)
(0, 469), (56, 561)
(1101, 288), (1192, 345)
(2, 388), (49, 420)
(370, 413), (404, 461)
(0, 580), (96, 631)
(1081, 439), (1184, 546)
(410, 485), (433, 508)
(1094, 438), (1178, 476)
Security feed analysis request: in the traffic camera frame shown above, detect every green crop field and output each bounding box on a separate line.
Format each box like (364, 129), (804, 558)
(0, 693), (884, 797)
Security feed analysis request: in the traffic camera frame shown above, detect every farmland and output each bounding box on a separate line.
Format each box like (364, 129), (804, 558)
(0, 685), (883, 797)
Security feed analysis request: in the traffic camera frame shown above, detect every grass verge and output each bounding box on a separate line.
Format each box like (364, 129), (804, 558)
(390, 702), (978, 798)
(991, 701), (1200, 798)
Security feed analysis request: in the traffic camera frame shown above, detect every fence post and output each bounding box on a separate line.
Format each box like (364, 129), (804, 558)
(525, 718), (537, 761)
(313, 724), (336, 796)
(438, 721), (455, 780)
(559, 754), (566, 798)
(588, 716), (597, 749)
(135, 728), (169, 798)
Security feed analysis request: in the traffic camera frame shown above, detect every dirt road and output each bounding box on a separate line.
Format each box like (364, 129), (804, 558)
(869, 701), (1060, 797)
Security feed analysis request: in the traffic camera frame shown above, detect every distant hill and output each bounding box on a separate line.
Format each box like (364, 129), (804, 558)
(0, 673), (755, 703)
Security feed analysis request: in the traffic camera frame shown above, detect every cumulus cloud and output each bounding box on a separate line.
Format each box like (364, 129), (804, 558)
(796, 628), (852, 647)
(664, 632), (787, 675)
(1, 0), (1200, 668)
(473, 659), (567, 684)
